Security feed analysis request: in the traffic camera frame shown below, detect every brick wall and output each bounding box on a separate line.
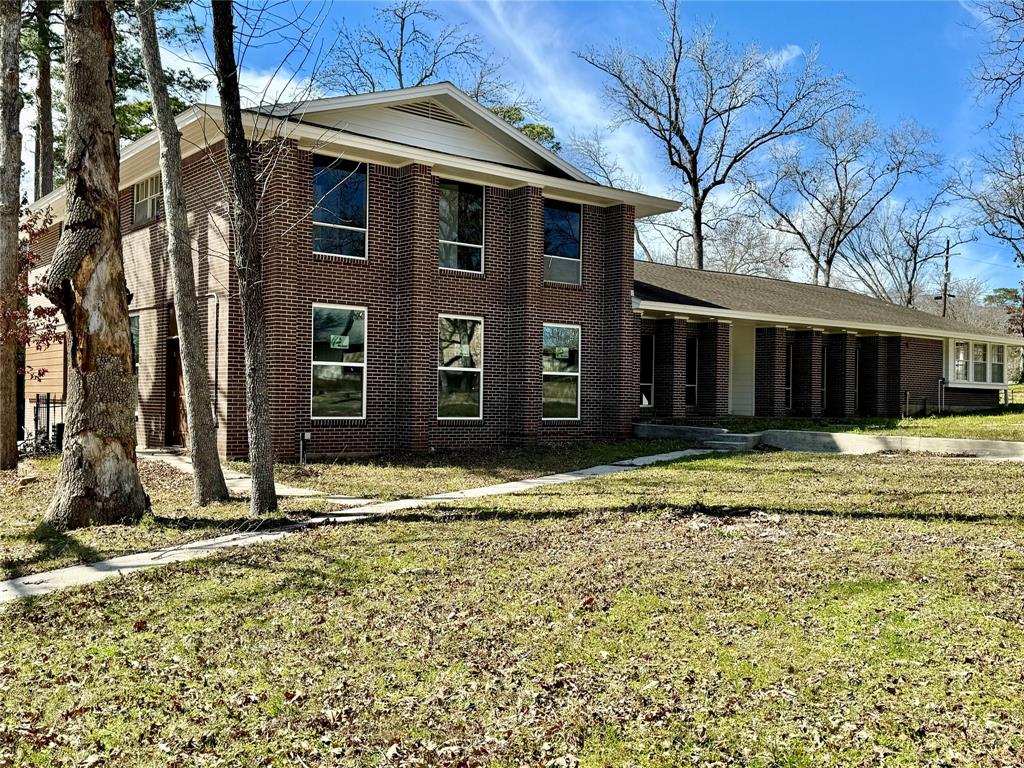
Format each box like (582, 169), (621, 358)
(643, 317), (688, 419)
(755, 327), (787, 417)
(824, 333), (857, 417)
(792, 329), (823, 416)
(898, 336), (944, 415)
(693, 321), (729, 416)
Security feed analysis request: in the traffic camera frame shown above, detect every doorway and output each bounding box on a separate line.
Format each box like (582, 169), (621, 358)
(164, 309), (187, 447)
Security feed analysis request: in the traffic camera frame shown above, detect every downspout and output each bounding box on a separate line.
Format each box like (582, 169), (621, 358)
(202, 292), (220, 428)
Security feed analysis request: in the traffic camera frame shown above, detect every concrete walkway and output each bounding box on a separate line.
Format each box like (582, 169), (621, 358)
(0, 449), (709, 605)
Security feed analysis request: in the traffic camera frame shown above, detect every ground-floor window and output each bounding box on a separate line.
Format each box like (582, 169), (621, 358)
(542, 324), (580, 419)
(639, 334), (654, 407)
(784, 342), (794, 410)
(685, 339), (697, 407)
(954, 339), (1006, 384)
(311, 305), (366, 418)
(820, 344), (828, 410)
(438, 315), (483, 419)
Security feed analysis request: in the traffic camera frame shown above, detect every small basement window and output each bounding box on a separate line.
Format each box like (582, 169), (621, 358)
(133, 174), (162, 224)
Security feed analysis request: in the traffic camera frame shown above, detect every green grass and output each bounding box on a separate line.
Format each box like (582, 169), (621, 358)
(705, 404), (1024, 442)
(1, 439), (693, 579)
(236, 438), (696, 500)
(3, 450), (1024, 765)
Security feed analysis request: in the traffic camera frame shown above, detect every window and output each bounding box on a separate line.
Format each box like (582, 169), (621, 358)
(973, 343), (989, 383)
(438, 180), (483, 272)
(438, 316), (483, 418)
(543, 199), (581, 284)
(313, 156), (367, 259)
(129, 315), (140, 378)
(639, 334), (654, 407)
(311, 305), (366, 418)
(992, 344), (1006, 383)
(821, 345), (828, 410)
(685, 339), (698, 406)
(133, 174), (161, 224)
(784, 342), (794, 410)
(542, 324), (580, 419)
(954, 341), (969, 382)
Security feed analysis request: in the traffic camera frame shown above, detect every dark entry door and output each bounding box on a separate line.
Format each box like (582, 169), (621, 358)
(165, 312), (187, 447)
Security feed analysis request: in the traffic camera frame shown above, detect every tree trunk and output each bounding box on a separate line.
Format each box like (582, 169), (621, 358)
(211, 0), (277, 514)
(43, 0), (148, 530)
(136, 0), (228, 505)
(0, 0), (22, 471)
(33, 0), (54, 200)
(689, 175), (704, 270)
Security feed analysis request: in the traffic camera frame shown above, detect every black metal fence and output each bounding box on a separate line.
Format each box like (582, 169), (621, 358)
(22, 393), (65, 456)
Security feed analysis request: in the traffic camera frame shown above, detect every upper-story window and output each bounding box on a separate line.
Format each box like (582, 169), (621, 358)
(543, 199), (581, 285)
(133, 174), (162, 224)
(313, 155), (367, 259)
(439, 180), (483, 272)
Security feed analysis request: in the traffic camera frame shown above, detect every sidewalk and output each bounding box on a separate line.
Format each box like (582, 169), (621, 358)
(0, 449), (709, 605)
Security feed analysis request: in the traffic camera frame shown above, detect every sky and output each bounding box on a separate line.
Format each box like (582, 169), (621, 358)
(26, 0), (1021, 291)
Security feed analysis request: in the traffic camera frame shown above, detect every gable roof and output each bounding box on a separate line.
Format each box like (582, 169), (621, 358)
(634, 262), (1019, 344)
(263, 82), (594, 184)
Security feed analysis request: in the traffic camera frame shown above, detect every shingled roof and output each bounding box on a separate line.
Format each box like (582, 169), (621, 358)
(634, 262), (1016, 342)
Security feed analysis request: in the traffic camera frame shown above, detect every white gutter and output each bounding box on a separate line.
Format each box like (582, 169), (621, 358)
(635, 298), (1022, 347)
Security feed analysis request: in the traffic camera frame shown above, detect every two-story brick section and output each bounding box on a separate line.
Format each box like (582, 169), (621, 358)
(24, 83), (1020, 460)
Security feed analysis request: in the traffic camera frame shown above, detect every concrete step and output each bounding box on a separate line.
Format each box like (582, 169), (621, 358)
(703, 440), (750, 452)
(702, 433), (762, 450)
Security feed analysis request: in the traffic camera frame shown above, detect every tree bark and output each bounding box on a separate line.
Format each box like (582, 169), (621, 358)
(33, 0), (54, 200)
(43, 0), (148, 529)
(691, 199), (705, 270)
(211, 0), (277, 514)
(136, 0), (228, 505)
(0, 0), (22, 471)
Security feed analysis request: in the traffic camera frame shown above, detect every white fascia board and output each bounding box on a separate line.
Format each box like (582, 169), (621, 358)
(635, 298), (1023, 346)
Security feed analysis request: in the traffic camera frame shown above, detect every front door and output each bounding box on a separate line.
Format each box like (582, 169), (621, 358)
(164, 311), (187, 447)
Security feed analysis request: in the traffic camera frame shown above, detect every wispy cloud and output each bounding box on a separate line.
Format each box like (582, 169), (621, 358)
(767, 43), (804, 68)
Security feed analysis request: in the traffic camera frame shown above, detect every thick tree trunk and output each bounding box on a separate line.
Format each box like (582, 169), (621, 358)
(136, 0), (228, 505)
(211, 0), (277, 514)
(43, 0), (148, 530)
(0, 0), (22, 471)
(691, 202), (705, 270)
(33, 0), (54, 200)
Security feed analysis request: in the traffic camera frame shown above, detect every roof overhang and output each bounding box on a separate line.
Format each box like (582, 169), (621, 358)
(635, 297), (1023, 347)
(28, 100), (679, 222)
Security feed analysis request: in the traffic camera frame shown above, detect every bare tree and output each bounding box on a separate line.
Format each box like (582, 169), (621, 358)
(44, 0), (148, 529)
(839, 187), (975, 306)
(321, 0), (484, 94)
(972, 0), (1024, 119)
(579, 1), (849, 269)
(211, 0), (277, 515)
(31, 0), (56, 200)
(958, 132), (1024, 263)
(0, 0), (21, 470)
(747, 108), (938, 286)
(136, 0), (228, 505)
(704, 205), (792, 277)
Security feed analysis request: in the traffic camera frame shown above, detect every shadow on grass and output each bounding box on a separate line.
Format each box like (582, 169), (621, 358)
(2, 522), (104, 581)
(150, 514), (300, 533)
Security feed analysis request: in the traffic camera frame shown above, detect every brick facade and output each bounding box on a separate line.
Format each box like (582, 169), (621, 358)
(755, 327), (788, 417)
(824, 332), (857, 417)
(792, 329), (824, 417)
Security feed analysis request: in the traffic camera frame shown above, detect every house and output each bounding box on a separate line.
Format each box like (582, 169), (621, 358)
(23, 82), (1019, 460)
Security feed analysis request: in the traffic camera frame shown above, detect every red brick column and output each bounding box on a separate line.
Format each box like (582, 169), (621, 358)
(755, 326), (788, 417)
(652, 317), (688, 419)
(397, 164), (438, 450)
(696, 321), (730, 417)
(792, 329), (824, 416)
(858, 335), (902, 416)
(825, 332), (857, 417)
(602, 203), (637, 436)
(507, 186), (544, 444)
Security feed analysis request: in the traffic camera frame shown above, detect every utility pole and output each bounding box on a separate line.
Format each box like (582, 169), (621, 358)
(934, 239), (956, 318)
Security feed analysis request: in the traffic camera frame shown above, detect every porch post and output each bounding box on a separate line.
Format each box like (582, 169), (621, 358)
(696, 320), (730, 417)
(792, 329), (824, 417)
(652, 317), (688, 419)
(825, 331), (857, 417)
(755, 326), (788, 417)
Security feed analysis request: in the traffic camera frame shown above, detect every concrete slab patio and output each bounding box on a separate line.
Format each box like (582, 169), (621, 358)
(0, 449), (711, 605)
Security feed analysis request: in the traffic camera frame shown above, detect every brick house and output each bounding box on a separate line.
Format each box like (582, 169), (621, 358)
(23, 83), (1019, 459)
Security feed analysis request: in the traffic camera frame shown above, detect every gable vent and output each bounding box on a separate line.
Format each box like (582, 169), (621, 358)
(389, 100), (470, 128)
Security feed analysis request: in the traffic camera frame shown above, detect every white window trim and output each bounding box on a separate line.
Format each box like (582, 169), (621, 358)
(438, 180), (485, 274)
(639, 333), (654, 408)
(950, 339), (1008, 386)
(312, 159), (369, 261)
(543, 201), (582, 286)
(133, 174), (161, 224)
(542, 322), (581, 421)
(310, 303), (368, 420)
(437, 313), (484, 420)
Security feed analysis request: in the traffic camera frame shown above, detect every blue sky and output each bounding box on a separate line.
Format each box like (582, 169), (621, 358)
(215, 0), (1021, 289)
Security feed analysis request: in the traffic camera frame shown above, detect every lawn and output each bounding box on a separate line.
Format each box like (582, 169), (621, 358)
(3, 451), (1023, 765)
(244, 438), (696, 500)
(1, 439), (692, 579)
(706, 404), (1024, 442)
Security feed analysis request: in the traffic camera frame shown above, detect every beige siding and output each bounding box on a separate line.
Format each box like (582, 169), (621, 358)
(730, 322), (756, 416)
(25, 333), (65, 399)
